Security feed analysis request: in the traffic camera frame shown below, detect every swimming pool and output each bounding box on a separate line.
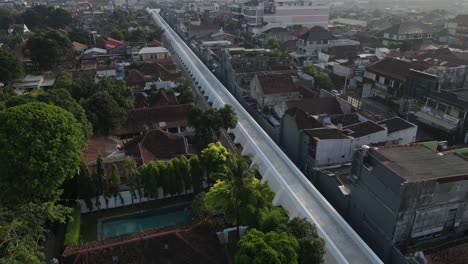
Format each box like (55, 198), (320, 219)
(100, 206), (191, 239)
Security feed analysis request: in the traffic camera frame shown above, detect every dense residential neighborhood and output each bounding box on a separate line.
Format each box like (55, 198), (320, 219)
(1, 0), (468, 264)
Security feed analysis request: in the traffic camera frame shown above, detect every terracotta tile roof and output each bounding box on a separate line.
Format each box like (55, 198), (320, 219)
(366, 58), (430, 82)
(72, 41), (88, 51)
(134, 92), (149, 108)
(256, 73), (298, 95)
(124, 129), (188, 163)
(150, 90), (178, 106)
(105, 37), (124, 49)
(113, 104), (193, 136)
(83, 136), (107, 164)
(125, 69), (146, 87)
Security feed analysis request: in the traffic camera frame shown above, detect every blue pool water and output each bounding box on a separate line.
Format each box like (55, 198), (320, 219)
(101, 206), (191, 239)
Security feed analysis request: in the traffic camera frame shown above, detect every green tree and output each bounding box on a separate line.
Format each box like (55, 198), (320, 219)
(235, 229), (299, 264)
(315, 73), (333, 91)
(302, 66), (318, 77)
(140, 161), (160, 199)
(189, 105), (238, 146)
(258, 207), (289, 233)
(0, 102), (85, 205)
(266, 38), (281, 50)
(191, 192), (212, 219)
(93, 154), (106, 210)
(0, 49), (24, 83)
(179, 155), (191, 191)
(286, 218), (325, 264)
(110, 164), (121, 206)
(218, 104), (238, 130)
(68, 27), (91, 45)
(54, 71), (74, 89)
(37, 89), (93, 139)
(200, 142), (229, 179)
(81, 91), (127, 134)
(24, 31), (72, 70)
(77, 163), (95, 211)
(0, 9), (14, 30)
(110, 30), (124, 40)
(189, 156), (203, 193)
(46, 8), (73, 28)
(214, 154), (256, 238)
(123, 159), (139, 205)
(0, 203), (71, 264)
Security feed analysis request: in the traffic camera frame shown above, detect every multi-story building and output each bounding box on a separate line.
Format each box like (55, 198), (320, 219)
(346, 144), (468, 262)
(363, 58), (430, 98)
(220, 47), (294, 97)
(294, 26), (360, 63)
(381, 21), (436, 46)
(415, 89), (468, 144)
(229, 0), (329, 35)
(446, 14), (468, 37)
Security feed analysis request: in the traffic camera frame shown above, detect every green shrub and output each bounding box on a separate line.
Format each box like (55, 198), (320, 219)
(64, 205), (81, 246)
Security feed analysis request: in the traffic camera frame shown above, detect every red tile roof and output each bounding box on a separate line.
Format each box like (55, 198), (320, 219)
(83, 136), (107, 164)
(125, 69), (146, 87)
(105, 37), (124, 49)
(124, 129), (188, 163)
(113, 104), (193, 136)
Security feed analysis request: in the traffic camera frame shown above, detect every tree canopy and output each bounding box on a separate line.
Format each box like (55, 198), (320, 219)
(302, 66), (333, 91)
(235, 229), (299, 264)
(0, 102), (86, 205)
(24, 31), (72, 70)
(3, 88), (93, 139)
(189, 105), (238, 146)
(0, 49), (24, 83)
(21, 6), (73, 30)
(0, 202), (71, 263)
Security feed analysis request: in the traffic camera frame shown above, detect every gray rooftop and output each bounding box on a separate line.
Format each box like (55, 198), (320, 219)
(373, 145), (468, 182)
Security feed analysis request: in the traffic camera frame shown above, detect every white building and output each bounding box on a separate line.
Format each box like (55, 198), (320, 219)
(232, 0), (330, 35)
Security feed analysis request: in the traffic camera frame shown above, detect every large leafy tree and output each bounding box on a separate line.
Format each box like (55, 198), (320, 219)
(82, 91), (127, 134)
(189, 105), (238, 146)
(214, 154), (256, 238)
(200, 142), (229, 178)
(189, 156), (203, 193)
(286, 218), (326, 264)
(0, 49), (24, 83)
(235, 229), (299, 264)
(22, 6), (73, 30)
(24, 31), (72, 70)
(3, 89), (93, 139)
(0, 102), (85, 205)
(37, 89), (93, 139)
(0, 203), (71, 264)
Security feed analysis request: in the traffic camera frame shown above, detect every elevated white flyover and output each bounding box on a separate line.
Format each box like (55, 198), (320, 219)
(149, 9), (382, 264)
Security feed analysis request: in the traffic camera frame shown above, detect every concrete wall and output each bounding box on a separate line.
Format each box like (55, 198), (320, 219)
(386, 126), (417, 145)
(347, 150), (405, 261)
(314, 138), (353, 167)
(312, 169), (350, 217)
(280, 113), (302, 164)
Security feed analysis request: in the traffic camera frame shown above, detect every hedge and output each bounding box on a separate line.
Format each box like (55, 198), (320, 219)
(64, 205), (81, 246)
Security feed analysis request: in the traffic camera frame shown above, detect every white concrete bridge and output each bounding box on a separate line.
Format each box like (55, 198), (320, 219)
(148, 9), (382, 264)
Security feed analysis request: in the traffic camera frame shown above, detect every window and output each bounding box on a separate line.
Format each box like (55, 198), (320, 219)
(437, 103), (447, 113)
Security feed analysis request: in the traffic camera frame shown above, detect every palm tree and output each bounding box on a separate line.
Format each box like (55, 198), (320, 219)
(215, 153), (256, 239)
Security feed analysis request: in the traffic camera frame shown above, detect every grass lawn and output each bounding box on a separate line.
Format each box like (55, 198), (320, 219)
(80, 195), (195, 242)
